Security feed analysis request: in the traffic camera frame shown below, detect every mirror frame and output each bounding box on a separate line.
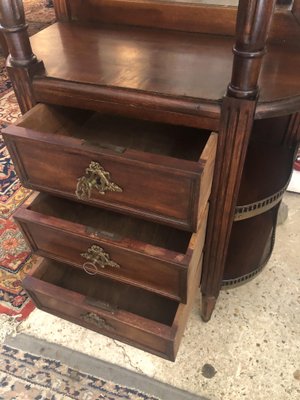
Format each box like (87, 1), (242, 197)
(58, 0), (300, 42)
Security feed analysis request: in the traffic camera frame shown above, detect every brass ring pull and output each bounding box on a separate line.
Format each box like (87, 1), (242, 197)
(81, 245), (120, 273)
(75, 161), (122, 200)
(83, 261), (98, 275)
(81, 312), (115, 331)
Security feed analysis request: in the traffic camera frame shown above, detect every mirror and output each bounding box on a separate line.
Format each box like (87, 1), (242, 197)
(164, 0), (293, 8)
(168, 0), (238, 4)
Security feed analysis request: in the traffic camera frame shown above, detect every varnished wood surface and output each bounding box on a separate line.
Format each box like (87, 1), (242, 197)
(237, 115), (295, 205)
(23, 257), (201, 361)
(201, 97), (256, 320)
(224, 205), (278, 282)
(4, 104), (216, 231)
(15, 193), (208, 302)
(223, 112), (299, 284)
(31, 22), (233, 102)
(58, 0), (300, 42)
(32, 78), (221, 131)
(0, 33), (8, 58)
(293, 0), (300, 24)
(29, 22), (300, 115)
(67, 0), (237, 36)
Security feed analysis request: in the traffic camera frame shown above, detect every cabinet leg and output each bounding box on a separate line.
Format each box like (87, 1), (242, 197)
(201, 294), (216, 322)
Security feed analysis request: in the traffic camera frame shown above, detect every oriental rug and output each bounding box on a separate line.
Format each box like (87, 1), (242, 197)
(0, 335), (205, 400)
(0, 0), (55, 320)
(0, 344), (160, 400)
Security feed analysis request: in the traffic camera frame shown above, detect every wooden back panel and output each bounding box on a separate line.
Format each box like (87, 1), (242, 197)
(293, 0), (300, 24)
(53, 0), (300, 41)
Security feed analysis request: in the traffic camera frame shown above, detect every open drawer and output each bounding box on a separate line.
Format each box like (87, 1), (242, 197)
(15, 193), (207, 303)
(3, 104), (217, 232)
(24, 258), (201, 361)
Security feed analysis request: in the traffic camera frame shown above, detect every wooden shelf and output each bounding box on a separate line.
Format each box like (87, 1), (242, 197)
(30, 22), (300, 127)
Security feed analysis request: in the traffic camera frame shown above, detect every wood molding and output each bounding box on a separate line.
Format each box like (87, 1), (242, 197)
(0, 0), (37, 66)
(283, 113), (300, 146)
(32, 78), (221, 131)
(292, 0), (300, 24)
(65, 0), (300, 41)
(201, 97), (256, 298)
(6, 61), (44, 113)
(0, 32), (9, 58)
(255, 96), (300, 119)
(228, 0), (276, 99)
(53, 0), (72, 21)
(201, 0), (277, 321)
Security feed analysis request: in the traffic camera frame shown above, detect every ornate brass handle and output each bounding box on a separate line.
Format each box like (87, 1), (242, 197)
(82, 261), (98, 276)
(81, 312), (115, 331)
(75, 161), (122, 200)
(81, 245), (120, 274)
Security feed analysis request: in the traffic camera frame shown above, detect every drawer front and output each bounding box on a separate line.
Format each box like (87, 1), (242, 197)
(3, 124), (216, 231)
(24, 279), (172, 359)
(15, 193), (208, 303)
(23, 259), (202, 361)
(17, 219), (186, 301)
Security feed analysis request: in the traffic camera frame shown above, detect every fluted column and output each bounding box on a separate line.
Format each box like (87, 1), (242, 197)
(201, 0), (276, 321)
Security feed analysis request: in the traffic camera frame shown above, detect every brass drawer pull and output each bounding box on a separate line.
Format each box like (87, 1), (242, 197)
(82, 261), (98, 276)
(75, 161), (122, 200)
(81, 312), (115, 331)
(81, 245), (120, 273)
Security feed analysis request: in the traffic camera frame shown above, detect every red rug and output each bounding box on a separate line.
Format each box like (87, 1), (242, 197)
(0, 122), (35, 320)
(0, 0), (55, 321)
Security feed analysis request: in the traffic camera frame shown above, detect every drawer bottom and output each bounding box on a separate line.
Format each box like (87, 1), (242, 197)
(23, 258), (201, 361)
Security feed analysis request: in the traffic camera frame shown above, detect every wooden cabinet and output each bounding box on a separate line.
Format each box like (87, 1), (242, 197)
(14, 193), (208, 303)
(3, 104), (216, 231)
(1, 0), (299, 359)
(23, 257), (201, 361)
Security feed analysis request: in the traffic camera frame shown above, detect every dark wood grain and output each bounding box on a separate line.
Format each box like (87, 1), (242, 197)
(32, 78), (221, 131)
(28, 22), (300, 113)
(15, 193), (208, 302)
(23, 257), (201, 361)
(53, 0), (71, 21)
(0, 0), (37, 66)
(237, 115), (295, 205)
(202, 98), (256, 320)
(223, 113), (299, 285)
(67, 0), (237, 36)
(30, 22), (233, 102)
(224, 205), (279, 283)
(65, 0), (300, 41)
(0, 0), (44, 113)
(228, 0), (276, 99)
(6, 61), (43, 114)
(293, 0), (300, 24)
(201, 0), (278, 321)
(3, 104), (216, 231)
(284, 112), (300, 145)
(0, 32), (8, 58)
(1, 0), (299, 355)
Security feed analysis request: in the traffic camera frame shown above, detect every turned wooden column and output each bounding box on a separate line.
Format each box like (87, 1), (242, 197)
(0, 0), (44, 113)
(201, 0), (276, 321)
(0, 0), (36, 66)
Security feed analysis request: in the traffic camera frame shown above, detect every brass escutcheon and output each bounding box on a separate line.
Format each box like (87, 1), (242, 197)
(81, 312), (115, 331)
(75, 161), (122, 200)
(81, 245), (120, 273)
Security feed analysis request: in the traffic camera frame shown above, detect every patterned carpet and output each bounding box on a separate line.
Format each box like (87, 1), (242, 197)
(0, 344), (159, 400)
(0, 1), (55, 320)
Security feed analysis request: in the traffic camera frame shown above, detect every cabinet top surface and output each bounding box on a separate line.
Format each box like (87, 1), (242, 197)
(31, 22), (300, 110)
